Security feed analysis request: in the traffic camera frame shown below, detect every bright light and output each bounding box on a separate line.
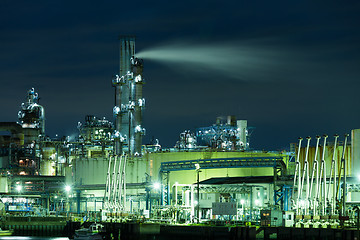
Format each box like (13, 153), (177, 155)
(114, 130), (120, 138)
(16, 185), (22, 192)
(357, 174), (360, 181)
(240, 199), (245, 205)
(255, 199), (260, 205)
(195, 163), (200, 170)
(54, 195), (58, 199)
(135, 75), (142, 82)
(153, 182), (161, 190)
(194, 200), (198, 205)
(138, 98), (145, 107)
(65, 185), (71, 192)
(135, 125), (143, 133)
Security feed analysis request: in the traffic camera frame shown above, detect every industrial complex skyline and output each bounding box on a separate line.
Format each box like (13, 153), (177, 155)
(1, 1), (360, 150)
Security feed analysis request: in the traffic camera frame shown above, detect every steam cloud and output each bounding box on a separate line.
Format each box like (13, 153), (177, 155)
(136, 40), (295, 82)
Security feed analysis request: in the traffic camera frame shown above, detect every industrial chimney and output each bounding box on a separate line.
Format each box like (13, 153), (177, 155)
(112, 36), (145, 156)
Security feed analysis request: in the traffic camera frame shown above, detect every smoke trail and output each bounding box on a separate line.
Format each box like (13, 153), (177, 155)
(136, 40), (294, 82)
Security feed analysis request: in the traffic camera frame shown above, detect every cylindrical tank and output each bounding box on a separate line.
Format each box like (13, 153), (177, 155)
(40, 147), (56, 175)
(237, 120), (248, 149)
(351, 129), (360, 176)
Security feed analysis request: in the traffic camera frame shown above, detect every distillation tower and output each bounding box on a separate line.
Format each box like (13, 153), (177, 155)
(18, 88), (45, 144)
(112, 36), (145, 156)
(104, 36), (145, 213)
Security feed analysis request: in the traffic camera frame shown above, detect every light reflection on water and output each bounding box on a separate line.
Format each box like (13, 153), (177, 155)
(0, 238), (69, 240)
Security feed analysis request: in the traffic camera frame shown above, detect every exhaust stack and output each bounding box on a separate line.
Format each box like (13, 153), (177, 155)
(113, 36), (145, 156)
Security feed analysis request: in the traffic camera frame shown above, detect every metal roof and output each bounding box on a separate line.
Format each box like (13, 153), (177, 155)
(199, 176), (274, 185)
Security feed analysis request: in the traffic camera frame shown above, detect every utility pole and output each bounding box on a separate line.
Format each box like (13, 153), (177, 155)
(195, 163), (201, 223)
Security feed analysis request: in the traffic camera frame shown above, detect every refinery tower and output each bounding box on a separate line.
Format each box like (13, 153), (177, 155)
(112, 36), (145, 156)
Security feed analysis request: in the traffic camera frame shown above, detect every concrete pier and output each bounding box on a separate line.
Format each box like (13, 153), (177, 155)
(3, 216), (67, 236)
(2, 218), (359, 239)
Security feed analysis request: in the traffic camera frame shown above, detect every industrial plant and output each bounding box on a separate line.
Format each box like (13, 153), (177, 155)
(1, 36), (360, 239)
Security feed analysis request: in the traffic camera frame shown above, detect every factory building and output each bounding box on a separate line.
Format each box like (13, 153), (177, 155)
(1, 36), (360, 228)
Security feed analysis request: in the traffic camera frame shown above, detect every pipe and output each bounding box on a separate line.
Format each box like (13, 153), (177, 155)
(327, 134), (339, 215)
(336, 134), (348, 213)
(354, 206), (360, 240)
(110, 155), (118, 208)
(104, 155), (113, 210)
(300, 136), (311, 214)
(309, 135), (321, 215)
(122, 154), (127, 209)
(117, 154), (125, 210)
(341, 134), (349, 215)
(292, 137), (302, 213)
(114, 155), (123, 210)
(317, 134), (328, 215)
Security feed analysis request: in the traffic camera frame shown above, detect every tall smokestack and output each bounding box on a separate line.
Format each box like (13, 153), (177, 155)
(119, 36), (136, 76)
(113, 36), (144, 156)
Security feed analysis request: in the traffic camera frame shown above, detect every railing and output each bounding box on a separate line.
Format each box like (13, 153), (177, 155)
(160, 156), (285, 172)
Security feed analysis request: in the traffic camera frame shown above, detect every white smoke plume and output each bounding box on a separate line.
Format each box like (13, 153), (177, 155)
(136, 39), (296, 82)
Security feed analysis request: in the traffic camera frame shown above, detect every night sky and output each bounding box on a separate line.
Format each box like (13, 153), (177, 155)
(1, 1), (360, 150)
